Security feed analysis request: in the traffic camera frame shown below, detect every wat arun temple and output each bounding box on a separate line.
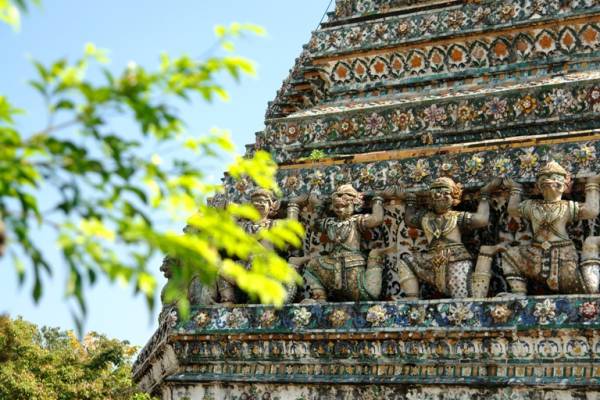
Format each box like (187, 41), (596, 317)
(134, 0), (600, 398)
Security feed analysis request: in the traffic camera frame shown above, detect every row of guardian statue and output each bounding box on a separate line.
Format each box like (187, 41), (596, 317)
(160, 161), (600, 311)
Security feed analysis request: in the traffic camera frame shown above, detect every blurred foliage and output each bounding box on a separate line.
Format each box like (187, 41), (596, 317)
(0, 315), (155, 400)
(0, 0), (40, 30)
(1, 2), (304, 331)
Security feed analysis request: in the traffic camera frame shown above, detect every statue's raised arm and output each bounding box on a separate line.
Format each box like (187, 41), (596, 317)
(501, 161), (600, 295)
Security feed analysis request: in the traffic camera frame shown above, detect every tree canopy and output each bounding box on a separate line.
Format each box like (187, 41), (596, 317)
(0, 315), (154, 400)
(0, 0), (303, 331)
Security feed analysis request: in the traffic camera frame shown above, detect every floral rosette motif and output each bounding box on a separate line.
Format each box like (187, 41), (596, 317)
(309, 171), (325, 187)
(579, 302), (599, 320)
(498, 3), (516, 21)
(225, 308), (248, 329)
(337, 118), (358, 138)
(284, 123), (301, 142)
(283, 175), (300, 191)
(329, 309), (350, 328)
(292, 307), (312, 328)
(396, 20), (411, 36)
(446, 10), (465, 30)
(407, 159), (431, 182)
(365, 304), (388, 326)
(358, 167), (376, 186)
(544, 88), (575, 114)
(573, 144), (596, 167)
(310, 120), (327, 140)
(456, 103), (477, 123)
(489, 304), (512, 324)
(493, 157), (512, 175)
(515, 95), (538, 116)
(533, 299), (557, 325)
(406, 307), (426, 325)
(465, 155), (484, 175)
(484, 97), (508, 121)
(391, 110), (415, 131)
(519, 152), (538, 172)
(364, 112), (386, 135)
(422, 104), (447, 127)
(446, 303), (475, 326)
(234, 178), (250, 194)
(588, 87), (600, 111)
(259, 309), (278, 328)
(194, 312), (210, 328)
(439, 162), (457, 177)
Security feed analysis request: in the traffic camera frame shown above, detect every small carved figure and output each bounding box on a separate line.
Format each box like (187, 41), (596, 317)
(218, 188), (301, 304)
(158, 255), (217, 323)
(397, 177), (501, 299)
(501, 161), (600, 294)
(291, 184), (385, 302)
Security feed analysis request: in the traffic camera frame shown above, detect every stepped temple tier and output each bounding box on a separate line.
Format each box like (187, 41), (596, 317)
(134, 0), (600, 398)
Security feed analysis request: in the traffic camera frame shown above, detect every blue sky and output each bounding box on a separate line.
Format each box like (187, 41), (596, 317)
(0, 0), (331, 345)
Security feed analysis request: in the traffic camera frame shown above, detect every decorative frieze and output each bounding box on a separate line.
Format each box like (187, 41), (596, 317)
(313, 0), (600, 57)
(260, 71), (600, 162)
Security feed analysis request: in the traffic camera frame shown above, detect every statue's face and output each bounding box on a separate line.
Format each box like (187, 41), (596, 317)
(332, 192), (355, 219)
(251, 195), (272, 219)
(431, 185), (454, 214)
(537, 172), (566, 200)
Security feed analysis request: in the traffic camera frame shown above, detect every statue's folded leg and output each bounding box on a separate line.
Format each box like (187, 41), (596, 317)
(581, 236), (600, 294)
(303, 261), (327, 302)
(500, 248), (527, 294)
(217, 277), (237, 304)
(472, 245), (504, 298)
(397, 253), (433, 299)
(361, 248), (394, 300)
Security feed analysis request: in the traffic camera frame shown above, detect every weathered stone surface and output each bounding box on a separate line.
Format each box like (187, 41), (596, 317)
(136, 0), (600, 397)
(135, 295), (600, 397)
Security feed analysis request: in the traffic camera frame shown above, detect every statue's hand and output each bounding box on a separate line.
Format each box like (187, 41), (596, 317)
(380, 187), (397, 200)
(503, 178), (523, 190)
(587, 175), (600, 184)
(308, 192), (322, 206)
(288, 193), (309, 205)
(480, 178), (502, 193)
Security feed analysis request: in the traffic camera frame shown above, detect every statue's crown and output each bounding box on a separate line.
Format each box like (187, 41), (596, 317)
(335, 184), (360, 197)
(430, 177), (457, 189)
(538, 161), (568, 177)
(250, 188), (275, 200)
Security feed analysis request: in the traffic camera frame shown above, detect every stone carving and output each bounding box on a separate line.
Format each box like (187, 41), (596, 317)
(158, 255), (217, 324)
(290, 184), (386, 302)
(218, 188), (301, 304)
(501, 161), (600, 294)
(396, 177), (501, 299)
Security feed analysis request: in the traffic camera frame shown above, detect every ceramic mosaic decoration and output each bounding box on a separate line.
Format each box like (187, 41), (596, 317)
(134, 0), (600, 398)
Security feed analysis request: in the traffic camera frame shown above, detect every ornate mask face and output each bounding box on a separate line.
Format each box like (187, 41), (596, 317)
(251, 194), (272, 219)
(537, 172), (566, 200)
(431, 186), (454, 214)
(332, 192), (356, 219)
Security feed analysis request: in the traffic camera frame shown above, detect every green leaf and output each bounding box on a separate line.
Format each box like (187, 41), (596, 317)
(0, 0), (20, 30)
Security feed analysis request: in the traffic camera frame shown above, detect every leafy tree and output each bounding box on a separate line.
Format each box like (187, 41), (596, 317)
(0, 315), (154, 400)
(0, 1), (303, 329)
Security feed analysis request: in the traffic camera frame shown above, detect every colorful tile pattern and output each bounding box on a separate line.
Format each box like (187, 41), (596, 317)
(313, 0), (600, 57)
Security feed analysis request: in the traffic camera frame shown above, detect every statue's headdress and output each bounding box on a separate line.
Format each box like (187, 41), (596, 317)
(332, 184), (364, 208)
(430, 177), (463, 206)
(538, 161), (569, 178)
(249, 188), (280, 216)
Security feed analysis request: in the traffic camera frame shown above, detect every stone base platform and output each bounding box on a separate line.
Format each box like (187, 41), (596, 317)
(133, 295), (600, 399)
